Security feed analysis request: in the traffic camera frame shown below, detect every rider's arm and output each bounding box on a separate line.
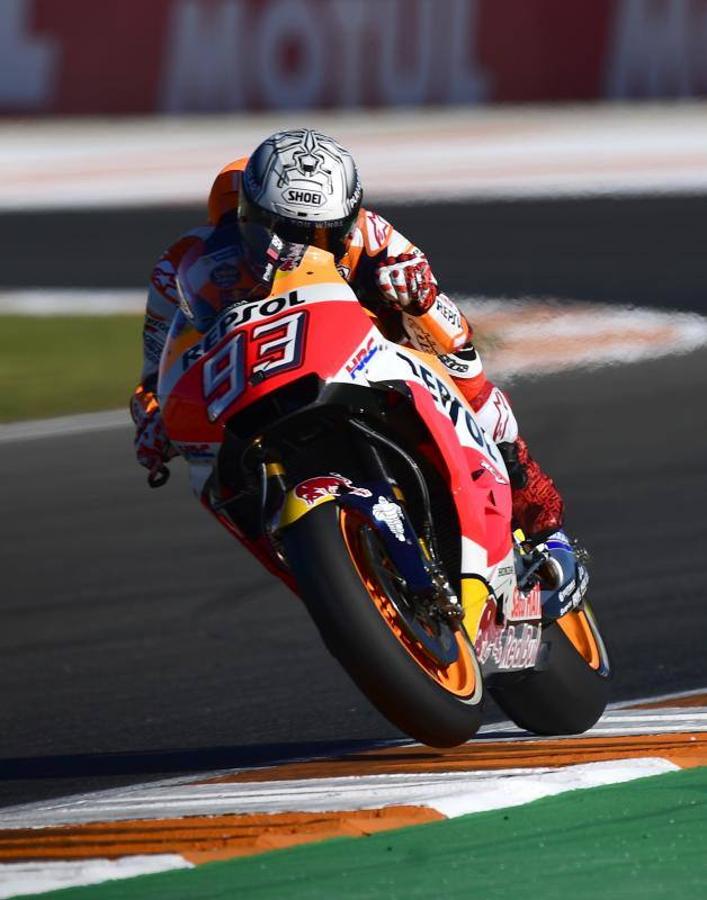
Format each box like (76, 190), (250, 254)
(350, 210), (471, 355)
(348, 209), (496, 409)
(130, 230), (208, 474)
(132, 228), (211, 394)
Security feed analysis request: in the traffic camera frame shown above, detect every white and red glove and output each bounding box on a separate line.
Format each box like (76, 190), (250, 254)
(130, 385), (177, 480)
(375, 252), (437, 315)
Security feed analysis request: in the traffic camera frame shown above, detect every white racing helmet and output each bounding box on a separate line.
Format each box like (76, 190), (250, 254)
(238, 129), (363, 264)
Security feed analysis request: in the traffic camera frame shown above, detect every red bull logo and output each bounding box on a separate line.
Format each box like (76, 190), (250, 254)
(508, 583), (542, 621)
(294, 474), (372, 506)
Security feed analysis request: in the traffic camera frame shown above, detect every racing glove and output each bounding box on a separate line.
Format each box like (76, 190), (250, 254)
(375, 252), (438, 315)
(130, 384), (177, 478)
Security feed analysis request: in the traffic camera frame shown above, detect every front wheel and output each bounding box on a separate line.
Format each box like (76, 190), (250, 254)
(282, 502), (483, 747)
(489, 603), (611, 735)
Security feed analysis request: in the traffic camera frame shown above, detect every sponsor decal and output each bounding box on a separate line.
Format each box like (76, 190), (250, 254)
(546, 531), (573, 551)
(144, 314), (169, 336)
(346, 336), (378, 379)
(10, 2), (707, 117)
(438, 354), (472, 376)
(559, 597), (576, 617)
(151, 263), (177, 300)
(286, 188), (324, 206)
(491, 389), (512, 443)
(404, 317), (438, 356)
(372, 496), (407, 542)
(173, 441), (218, 461)
(180, 290), (304, 372)
(558, 566), (589, 615)
(476, 621), (541, 670)
(210, 262), (239, 289)
(395, 351), (500, 463)
(278, 243), (307, 272)
(347, 182), (363, 214)
(433, 294), (462, 329)
(507, 582), (542, 621)
(144, 333), (165, 366)
(365, 212), (392, 252)
(294, 473), (372, 506)
(558, 578), (577, 603)
(579, 565), (589, 593)
(336, 263), (351, 280)
(475, 600), (541, 670)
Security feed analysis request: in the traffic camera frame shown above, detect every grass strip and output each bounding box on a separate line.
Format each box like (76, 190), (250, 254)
(0, 316), (142, 422)
(27, 765), (707, 899)
(0, 314), (496, 425)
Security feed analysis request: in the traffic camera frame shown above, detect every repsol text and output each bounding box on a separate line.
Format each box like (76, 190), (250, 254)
(181, 291), (303, 371)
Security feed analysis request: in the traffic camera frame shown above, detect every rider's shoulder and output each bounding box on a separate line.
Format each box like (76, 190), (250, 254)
(352, 208), (395, 257)
(149, 225), (217, 299)
(154, 225), (216, 269)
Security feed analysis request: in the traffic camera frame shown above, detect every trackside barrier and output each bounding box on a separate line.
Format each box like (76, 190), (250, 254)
(2, 0), (707, 114)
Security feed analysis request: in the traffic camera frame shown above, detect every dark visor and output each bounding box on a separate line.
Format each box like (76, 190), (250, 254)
(239, 190), (358, 258)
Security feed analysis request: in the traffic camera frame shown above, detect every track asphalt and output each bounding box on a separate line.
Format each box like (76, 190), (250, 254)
(2, 198), (706, 809)
(2, 195), (707, 312)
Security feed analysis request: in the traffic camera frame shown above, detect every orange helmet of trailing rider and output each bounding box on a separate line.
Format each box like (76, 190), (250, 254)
(207, 157), (248, 226)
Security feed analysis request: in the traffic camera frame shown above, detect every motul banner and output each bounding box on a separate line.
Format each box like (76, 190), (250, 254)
(2, 0), (707, 115)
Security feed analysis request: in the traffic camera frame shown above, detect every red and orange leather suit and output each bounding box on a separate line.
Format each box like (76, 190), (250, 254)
(132, 159), (563, 538)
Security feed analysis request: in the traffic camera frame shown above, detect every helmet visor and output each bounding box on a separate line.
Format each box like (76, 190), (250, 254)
(238, 189), (359, 262)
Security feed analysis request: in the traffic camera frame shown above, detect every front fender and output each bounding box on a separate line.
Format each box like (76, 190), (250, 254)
(277, 475), (434, 594)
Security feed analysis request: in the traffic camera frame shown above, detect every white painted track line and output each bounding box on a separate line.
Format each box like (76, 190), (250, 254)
(611, 686), (707, 708)
(0, 759), (677, 829)
(2, 104), (707, 211)
(481, 705), (707, 738)
(0, 856), (192, 900)
(2, 295), (706, 445)
(0, 698), (703, 831)
(0, 291), (145, 316)
(0, 410), (128, 444)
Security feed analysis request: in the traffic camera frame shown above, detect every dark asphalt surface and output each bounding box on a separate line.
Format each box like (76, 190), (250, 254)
(3, 194), (707, 311)
(2, 197), (707, 809)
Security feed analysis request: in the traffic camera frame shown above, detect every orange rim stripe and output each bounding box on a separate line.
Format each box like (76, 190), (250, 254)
(339, 508), (478, 698)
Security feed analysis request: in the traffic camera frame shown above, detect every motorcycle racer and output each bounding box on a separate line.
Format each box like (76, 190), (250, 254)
(131, 129), (563, 539)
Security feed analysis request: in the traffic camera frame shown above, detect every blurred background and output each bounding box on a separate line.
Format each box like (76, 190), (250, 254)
(1, 0), (706, 803)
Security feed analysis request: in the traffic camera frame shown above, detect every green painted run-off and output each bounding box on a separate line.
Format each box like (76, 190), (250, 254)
(27, 765), (707, 899)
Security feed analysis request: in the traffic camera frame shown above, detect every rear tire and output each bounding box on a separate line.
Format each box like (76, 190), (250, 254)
(489, 605), (611, 735)
(282, 503), (483, 747)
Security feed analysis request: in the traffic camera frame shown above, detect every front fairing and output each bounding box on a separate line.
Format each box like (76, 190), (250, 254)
(158, 244), (515, 612)
(157, 247), (373, 448)
(360, 342), (513, 569)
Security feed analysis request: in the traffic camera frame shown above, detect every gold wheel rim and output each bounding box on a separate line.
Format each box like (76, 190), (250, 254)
(340, 509), (478, 698)
(557, 609), (601, 670)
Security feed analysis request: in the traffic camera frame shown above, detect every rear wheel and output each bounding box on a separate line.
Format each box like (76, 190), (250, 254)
(489, 602), (611, 735)
(282, 502), (483, 747)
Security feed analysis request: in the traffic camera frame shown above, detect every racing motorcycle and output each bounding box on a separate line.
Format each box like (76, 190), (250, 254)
(156, 238), (611, 748)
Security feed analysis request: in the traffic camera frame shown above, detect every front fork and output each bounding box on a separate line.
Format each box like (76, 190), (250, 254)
(265, 461), (464, 631)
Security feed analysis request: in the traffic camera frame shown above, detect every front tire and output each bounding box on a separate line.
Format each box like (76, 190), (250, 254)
(489, 604), (611, 735)
(282, 502), (483, 747)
